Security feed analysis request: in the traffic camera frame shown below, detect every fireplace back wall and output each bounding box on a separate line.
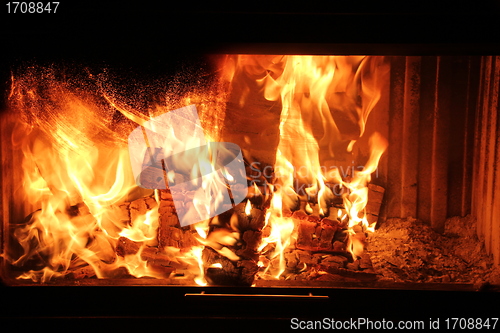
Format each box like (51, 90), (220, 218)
(380, 55), (500, 265)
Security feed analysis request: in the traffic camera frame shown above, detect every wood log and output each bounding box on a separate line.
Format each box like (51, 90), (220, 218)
(159, 189), (173, 201)
(295, 250), (321, 265)
(130, 196), (157, 224)
(221, 55), (282, 167)
(333, 241), (347, 252)
(235, 230), (262, 261)
(294, 211), (341, 252)
(333, 229), (349, 243)
(246, 182), (268, 208)
(366, 184), (385, 225)
(346, 260), (360, 271)
(116, 202), (131, 222)
(157, 226), (199, 250)
(325, 181), (345, 204)
(320, 254), (349, 269)
(232, 202), (265, 231)
(202, 200), (264, 284)
(359, 253), (374, 270)
(284, 251), (299, 269)
(202, 247), (256, 286)
(116, 237), (186, 270)
(313, 273), (362, 282)
(156, 191), (204, 250)
(66, 265), (97, 279)
(158, 198), (179, 228)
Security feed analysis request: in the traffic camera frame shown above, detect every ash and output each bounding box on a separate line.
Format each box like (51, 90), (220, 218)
(367, 216), (500, 284)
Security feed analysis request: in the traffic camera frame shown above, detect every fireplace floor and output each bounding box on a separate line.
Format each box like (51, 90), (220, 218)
(367, 216), (500, 286)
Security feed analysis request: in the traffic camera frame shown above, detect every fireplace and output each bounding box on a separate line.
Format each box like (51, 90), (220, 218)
(2, 53), (500, 286)
(1, 4), (500, 325)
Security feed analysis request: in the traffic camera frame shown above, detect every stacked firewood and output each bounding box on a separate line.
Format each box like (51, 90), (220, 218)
(13, 177), (384, 285)
(114, 188), (269, 285)
(202, 200), (267, 286)
(84, 182), (384, 283)
(255, 209), (378, 282)
(114, 190), (200, 277)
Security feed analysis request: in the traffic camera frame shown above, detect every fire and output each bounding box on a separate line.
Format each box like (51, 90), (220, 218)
(343, 132), (388, 230)
(191, 246), (207, 286)
(245, 199), (252, 216)
(223, 55), (388, 275)
(258, 185), (295, 278)
(5, 66), (222, 283)
(5, 55), (388, 284)
(118, 206), (159, 243)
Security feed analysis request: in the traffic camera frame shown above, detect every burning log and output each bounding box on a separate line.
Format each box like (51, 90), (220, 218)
(158, 226), (199, 250)
(272, 201), (380, 282)
(232, 201), (265, 231)
(366, 184), (385, 225)
(359, 253), (374, 271)
(66, 265), (97, 279)
(199, 200), (266, 285)
(115, 237), (185, 271)
(333, 241), (347, 252)
(236, 230), (262, 261)
(156, 190), (200, 250)
(279, 248), (379, 282)
(293, 211), (341, 252)
(335, 267), (378, 281)
(202, 247), (257, 286)
(320, 254), (349, 269)
(158, 194), (180, 228)
(129, 196), (158, 225)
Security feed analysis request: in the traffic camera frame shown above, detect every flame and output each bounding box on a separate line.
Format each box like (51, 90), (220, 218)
(342, 132), (388, 227)
(257, 185), (295, 278)
(5, 66), (225, 283)
(253, 182), (261, 196)
(191, 246), (207, 286)
(7, 55), (387, 284)
(118, 207), (159, 243)
(11, 129), (141, 280)
(245, 199), (252, 216)
(224, 55), (388, 271)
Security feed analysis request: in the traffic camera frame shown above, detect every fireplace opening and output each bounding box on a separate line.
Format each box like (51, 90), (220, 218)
(1, 54), (499, 289)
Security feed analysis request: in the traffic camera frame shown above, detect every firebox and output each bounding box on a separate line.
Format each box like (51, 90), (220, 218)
(2, 53), (500, 286)
(1, 3), (499, 325)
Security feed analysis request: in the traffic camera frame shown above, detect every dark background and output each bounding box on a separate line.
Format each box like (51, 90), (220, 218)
(2, 1), (500, 108)
(2, 1), (500, 56)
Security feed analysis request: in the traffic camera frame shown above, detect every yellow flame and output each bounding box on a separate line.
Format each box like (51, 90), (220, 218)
(245, 199), (252, 216)
(253, 182), (261, 196)
(192, 246), (207, 286)
(9, 55), (387, 283)
(6, 67), (224, 282)
(119, 208), (159, 242)
(225, 55), (388, 268)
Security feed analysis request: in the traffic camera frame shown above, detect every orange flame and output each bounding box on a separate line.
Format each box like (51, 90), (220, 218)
(224, 55), (388, 271)
(5, 66), (225, 283)
(7, 55), (388, 283)
(245, 199), (252, 216)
